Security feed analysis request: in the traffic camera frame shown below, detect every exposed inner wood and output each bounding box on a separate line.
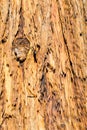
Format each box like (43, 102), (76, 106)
(0, 0), (87, 130)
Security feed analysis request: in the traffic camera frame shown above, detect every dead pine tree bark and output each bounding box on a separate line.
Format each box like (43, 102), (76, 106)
(0, 0), (87, 130)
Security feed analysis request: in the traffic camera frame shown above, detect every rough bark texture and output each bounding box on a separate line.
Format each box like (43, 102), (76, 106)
(0, 0), (87, 130)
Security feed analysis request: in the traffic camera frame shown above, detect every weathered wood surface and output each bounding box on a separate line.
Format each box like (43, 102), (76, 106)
(0, 0), (87, 130)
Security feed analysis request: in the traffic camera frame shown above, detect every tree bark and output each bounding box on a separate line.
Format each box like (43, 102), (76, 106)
(0, 0), (87, 130)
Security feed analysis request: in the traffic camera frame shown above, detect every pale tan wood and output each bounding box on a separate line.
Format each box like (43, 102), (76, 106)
(0, 0), (87, 130)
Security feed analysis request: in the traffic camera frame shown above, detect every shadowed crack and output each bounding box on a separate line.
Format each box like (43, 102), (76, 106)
(56, 0), (87, 82)
(0, 114), (15, 128)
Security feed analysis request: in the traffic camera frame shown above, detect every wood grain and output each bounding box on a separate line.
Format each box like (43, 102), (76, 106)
(0, 0), (87, 130)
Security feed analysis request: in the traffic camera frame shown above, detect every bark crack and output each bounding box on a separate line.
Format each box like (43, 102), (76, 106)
(0, 113), (15, 128)
(15, 1), (24, 38)
(57, 0), (80, 80)
(56, 0), (87, 84)
(1, 0), (10, 43)
(39, 53), (48, 102)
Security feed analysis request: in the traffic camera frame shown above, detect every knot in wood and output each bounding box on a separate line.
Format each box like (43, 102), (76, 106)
(12, 37), (30, 63)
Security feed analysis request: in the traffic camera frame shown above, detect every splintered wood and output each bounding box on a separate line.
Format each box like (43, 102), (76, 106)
(0, 0), (87, 130)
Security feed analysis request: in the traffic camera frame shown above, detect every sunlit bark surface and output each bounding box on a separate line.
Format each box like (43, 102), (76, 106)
(0, 0), (87, 130)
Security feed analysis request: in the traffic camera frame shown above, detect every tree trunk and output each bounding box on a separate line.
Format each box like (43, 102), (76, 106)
(0, 0), (87, 130)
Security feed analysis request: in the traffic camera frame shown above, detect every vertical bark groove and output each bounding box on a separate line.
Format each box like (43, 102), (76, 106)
(0, 0), (87, 130)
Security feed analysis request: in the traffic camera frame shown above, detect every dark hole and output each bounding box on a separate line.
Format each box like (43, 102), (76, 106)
(14, 52), (17, 56)
(57, 102), (60, 108)
(83, 77), (86, 81)
(52, 91), (56, 96)
(6, 64), (9, 67)
(0, 91), (3, 97)
(28, 83), (30, 86)
(33, 51), (37, 63)
(85, 18), (87, 22)
(19, 103), (21, 112)
(16, 57), (25, 64)
(37, 44), (40, 50)
(47, 62), (50, 67)
(19, 60), (25, 64)
(13, 104), (16, 107)
(46, 68), (48, 73)
(1, 38), (6, 43)
(70, 61), (72, 66)
(10, 73), (13, 77)
(52, 69), (55, 73)
(71, 77), (73, 82)
(44, 56), (47, 61)
(62, 72), (66, 77)
(40, 74), (44, 81)
(59, 110), (61, 114)
(80, 33), (82, 36)
(77, 118), (81, 122)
